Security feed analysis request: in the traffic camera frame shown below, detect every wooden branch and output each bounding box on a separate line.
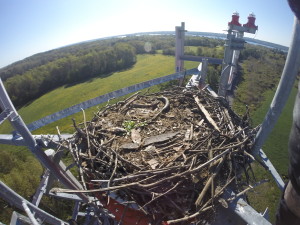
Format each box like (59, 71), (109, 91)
(142, 181), (182, 208)
(52, 149), (231, 194)
(167, 205), (212, 224)
(194, 95), (220, 132)
(227, 179), (269, 201)
(195, 157), (224, 206)
(151, 96), (170, 121)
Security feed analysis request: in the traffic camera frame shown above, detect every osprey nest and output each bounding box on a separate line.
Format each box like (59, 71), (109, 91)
(66, 87), (258, 224)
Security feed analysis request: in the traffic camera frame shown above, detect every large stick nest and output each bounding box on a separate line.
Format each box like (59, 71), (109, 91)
(68, 87), (258, 224)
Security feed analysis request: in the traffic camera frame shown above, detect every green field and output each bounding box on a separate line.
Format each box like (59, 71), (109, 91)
(1, 54), (198, 134)
(246, 85), (297, 223)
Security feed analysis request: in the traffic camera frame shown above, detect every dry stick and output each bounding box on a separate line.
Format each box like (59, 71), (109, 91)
(109, 148), (142, 171)
(81, 108), (92, 160)
(95, 147), (113, 162)
(243, 149), (255, 161)
(142, 181), (182, 208)
(71, 143), (87, 190)
(189, 156), (196, 170)
(204, 137), (249, 153)
(188, 149), (208, 153)
(56, 126), (62, 141)
(150, 96), (170, 121)
(186, 137), (248, 164)
(163, 195), (185, 216)
(167, 177), (236, 224)
(107, 153), (118, 205)
(195, 157), (224, 206)
(102, 135), (116, 146)
(190, 123), (194, 140)
(211, 177), (235, 205)
(124, 91), (141, 103)
(91, 166), (183, 183)
(131, 102), (159, 109)
(157, 142), (183, 153)
(52, 148), (231, 194)
(200, 176), (236, 210)
(167, 206), (213, 224)
(72, 118), (86, 138)
(207, 139), (214, 199)
(120, 92), (140, 113)
(224, 108), (235, 133)
(227, 179), (269, 201)
(194, 95), (220, 132)
(93, 158), (111, 166)
(193, 132), (213, 149)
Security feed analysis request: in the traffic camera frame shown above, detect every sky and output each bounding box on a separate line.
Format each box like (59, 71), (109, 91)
(0, 0), (295, 69)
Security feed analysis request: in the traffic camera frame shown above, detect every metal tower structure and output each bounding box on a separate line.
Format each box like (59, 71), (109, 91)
(1, 13), (299, 225)
(175, 22), (222, 89)
(218, 12), (258, 98)
(175, 22), (186, 74)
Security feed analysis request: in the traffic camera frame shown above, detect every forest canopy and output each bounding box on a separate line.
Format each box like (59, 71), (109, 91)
(0, 35), (222, 107)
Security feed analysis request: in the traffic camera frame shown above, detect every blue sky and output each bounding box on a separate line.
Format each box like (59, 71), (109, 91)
(0, 0), (294, 69)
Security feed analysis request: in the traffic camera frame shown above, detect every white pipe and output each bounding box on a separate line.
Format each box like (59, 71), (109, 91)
(22, 201), (41, 225)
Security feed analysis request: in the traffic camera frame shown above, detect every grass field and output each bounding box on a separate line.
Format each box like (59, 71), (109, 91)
(246, 85), (297, 223)
(1, 54), (198, 134)
(251, 87), (297, 175)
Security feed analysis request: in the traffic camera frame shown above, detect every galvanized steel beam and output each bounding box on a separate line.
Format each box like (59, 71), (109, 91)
(259, 149), (285, 191)
(253, 17), (300, 156)
(0, 181), (68, 225)
(180, 55), (222, 64)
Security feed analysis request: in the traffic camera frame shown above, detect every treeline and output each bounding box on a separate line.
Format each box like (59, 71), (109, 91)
(0, 35), (180, 107)
(0, 35), (175, 82)
(163, 36), (225, 59)
(185, 36), (224, 47)
(0, 35), (225, 107)
(4, 42), (136, 106)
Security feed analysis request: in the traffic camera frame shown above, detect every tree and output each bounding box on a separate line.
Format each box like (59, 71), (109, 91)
(197, 47), (203, 56)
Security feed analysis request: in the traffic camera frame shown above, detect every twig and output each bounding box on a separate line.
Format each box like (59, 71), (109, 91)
(150, 96), (170, 121)
(194, 95), (220, 132)
(167, 206), (212, 224)
(195, 157), (224, 206)
(120, 92), (140, 113)
(227, 179), (269, 201)
(52, 149), (231, 194)
(142, 181), (182, 208)
(110, 148), (142, 171)
(107, 152), (118, 205)
(81, 108), (92, 160)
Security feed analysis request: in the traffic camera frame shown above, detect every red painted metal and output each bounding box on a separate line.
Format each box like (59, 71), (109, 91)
(88, 183), (170, 225)
(228, 12), (241, 26)
(243, 13), (258, 29)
